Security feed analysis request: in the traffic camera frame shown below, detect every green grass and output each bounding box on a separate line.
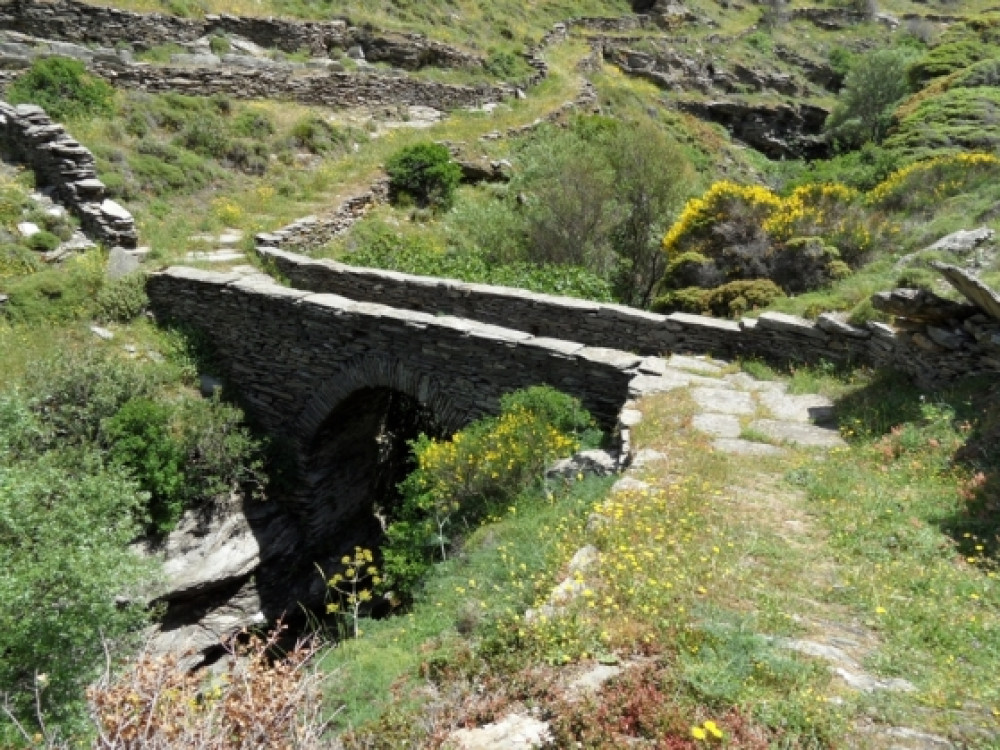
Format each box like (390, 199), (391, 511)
(319, 476), (615, 736)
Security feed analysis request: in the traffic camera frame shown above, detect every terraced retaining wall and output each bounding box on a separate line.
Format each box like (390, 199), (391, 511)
(87, 60), (509, 111)
(0, 0), (482, 69)
(0, 100), (137, 247)
(259, 247), (1000, 386)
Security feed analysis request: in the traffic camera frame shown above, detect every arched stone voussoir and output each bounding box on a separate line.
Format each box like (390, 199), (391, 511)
(293, 351), (476, 450)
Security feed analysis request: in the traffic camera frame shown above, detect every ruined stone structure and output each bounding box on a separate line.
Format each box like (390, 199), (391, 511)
(260, 248), (1000, 386)
(0, 100), (138, 247)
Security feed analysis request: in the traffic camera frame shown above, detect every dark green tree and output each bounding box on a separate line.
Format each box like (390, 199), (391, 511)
(386, 142), (462, 211)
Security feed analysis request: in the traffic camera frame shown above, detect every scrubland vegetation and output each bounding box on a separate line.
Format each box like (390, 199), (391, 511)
(2, 0), (1000, 745)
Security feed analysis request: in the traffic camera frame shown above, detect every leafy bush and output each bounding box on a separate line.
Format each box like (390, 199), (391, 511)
(0, 250), (105, 323)
(289, 115), (357, 155)
(25, 229), (60, 253)
(30, 349), (161, 446)
(908, 40), (1000, 87)
(0, 242), (41, 279)
(381, 386), (598, 596)
(232, 108), (276, 138)
(659, 181), (874, 298)
(342, 218), (615, 301)
(825, 48), (917, 148)
(484, 49), (530, 79)
(0, 448), (152, 740)
(104, 398), (187, 533)
(120, 141), (217, 196)
(7, 57), (114, 121)
(209, 33), (231, 56)
(95, 272), (150, 323)
(386, 142), (462, 211)
(776, 143), (900, 192)
(654, 279), (786, 317)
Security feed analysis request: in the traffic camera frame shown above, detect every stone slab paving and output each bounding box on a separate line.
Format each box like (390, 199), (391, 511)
(712, 438), (785, 456)
(747, 419), (846, 449)
(691, 386), (756, 415)
(757, 389), (836, 423)
(692, 412), (741, 439)
(667, 353), (725, 375)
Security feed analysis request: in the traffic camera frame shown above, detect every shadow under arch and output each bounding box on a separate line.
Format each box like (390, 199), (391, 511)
(285, 352), (476, 553)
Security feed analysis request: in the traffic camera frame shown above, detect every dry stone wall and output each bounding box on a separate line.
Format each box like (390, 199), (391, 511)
(0, 100), (137, 247)
(88, 60), (510, 110)
(146, 267), (639, 441)
(259, 248), (1000, 386)
(0, 0), (483, 70)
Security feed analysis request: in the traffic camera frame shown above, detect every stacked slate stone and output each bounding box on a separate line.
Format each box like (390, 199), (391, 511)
(258, 247), (1000, 387)
(86, 61), (511, 111)
(255, 178), (390, 251)
(0, 0), (484, 71)
(0, 101), (138, 248)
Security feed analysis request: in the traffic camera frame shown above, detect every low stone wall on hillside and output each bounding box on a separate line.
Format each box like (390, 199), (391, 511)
(259, 247), (1000, 386)
(0, 0), (483, 70)
(0, 100), (137, 247)
(88, 61), (510, 110)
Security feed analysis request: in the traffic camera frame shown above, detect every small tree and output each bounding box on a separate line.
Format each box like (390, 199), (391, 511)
(386, 142), (462, 211)
(825, 48), (916, 149)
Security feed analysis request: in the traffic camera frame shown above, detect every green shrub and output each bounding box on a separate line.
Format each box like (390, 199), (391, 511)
(25, 230), (60, 253)
(952, 57), (1000, 88)
(30, 349), (161, 446)
(121, 141), (217, 196)
(7, 57), (114, 121)
(0, 242), (41, 279)
(288, 115), (356, 155)
(386, 142), (462, 211)
(885, 87), (1000, 160)
(96, 272), (149, 322)
(231, 108), (276, 138)
(1, 251), (105, 323)
(484, 49), (530, 79)
(0, 451), (152, 739)
(104, 398), (187, 533)
(653, 279), (785, 317)
(908, 40), (1000, 87)
(826, 48), (917, 148)
(381, 386), (597, 596)
(341, 218), (615, 301)
(176, 116), (231, 158)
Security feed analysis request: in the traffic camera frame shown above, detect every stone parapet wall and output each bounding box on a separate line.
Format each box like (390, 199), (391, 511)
(146, 267), (638, 438)
(0, 0), (483, 70)
(0, 99), (137, 247)
(259, 248), (1000, 386)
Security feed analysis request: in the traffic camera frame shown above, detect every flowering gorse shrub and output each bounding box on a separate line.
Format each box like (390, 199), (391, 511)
(867, 151), (1000, 211)
(659, 180), (876, 305)
(382, 386), (598, 596)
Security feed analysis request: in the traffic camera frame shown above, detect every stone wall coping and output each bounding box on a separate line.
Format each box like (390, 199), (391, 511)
(153, 267), (641, 374)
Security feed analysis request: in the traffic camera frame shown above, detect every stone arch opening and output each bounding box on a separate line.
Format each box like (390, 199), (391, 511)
(288, 354), (474, 552)
(299, 386), (445, 550)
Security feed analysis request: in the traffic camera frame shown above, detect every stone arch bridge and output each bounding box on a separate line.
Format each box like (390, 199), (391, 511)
(147, 267), (646, 542)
